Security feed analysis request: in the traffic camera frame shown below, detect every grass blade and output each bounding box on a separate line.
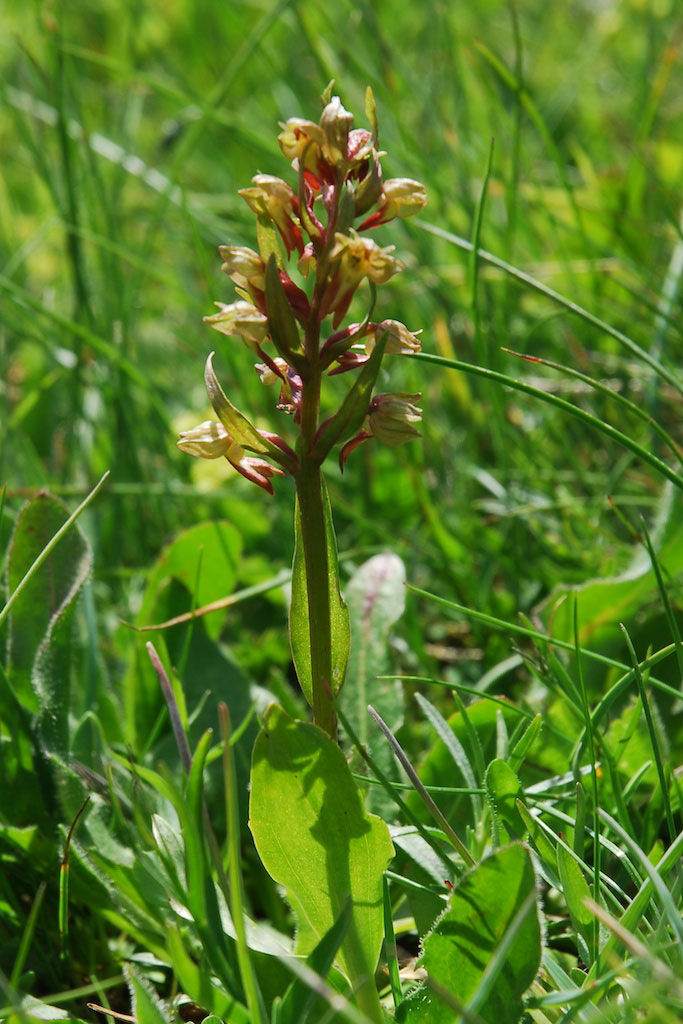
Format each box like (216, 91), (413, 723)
(414, 221), (683, 396)
(619, 623), (676, 844)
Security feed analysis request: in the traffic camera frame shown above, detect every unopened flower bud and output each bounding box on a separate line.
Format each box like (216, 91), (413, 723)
(230, 456), (285, 495)
(177, 420), (237, 460)
(365, 320), (422, 356)
(367, 392), (422, 446)
(347, 128), (373, 165)
(204, 300), (269, 351)
(380, 179), (428, 219)
(359, 178), (428, 230)
(319, 96), (354, 166)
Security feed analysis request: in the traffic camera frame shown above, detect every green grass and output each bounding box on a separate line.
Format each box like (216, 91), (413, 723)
(1, 0), (682, 1021)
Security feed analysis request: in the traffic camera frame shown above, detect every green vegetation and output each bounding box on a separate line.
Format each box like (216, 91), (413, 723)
(1, 1), (682, 1022)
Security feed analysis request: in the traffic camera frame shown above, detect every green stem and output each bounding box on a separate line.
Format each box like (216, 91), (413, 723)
(295, 457), (335, 736)
(294, 307), (338, 737)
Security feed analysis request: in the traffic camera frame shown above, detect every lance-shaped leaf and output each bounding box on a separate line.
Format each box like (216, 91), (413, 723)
(313, 331), (387, 462)
(264, 254), (305, 368)
(205, 353), (296, 471)
(6, 493), (92, 756)
(290, 476), (350, 704)
(339, 553), (406, 814)
(249, 705), (394, 987)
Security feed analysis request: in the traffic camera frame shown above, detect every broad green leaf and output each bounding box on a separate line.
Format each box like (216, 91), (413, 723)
(124, 963), (169, 1024)
(249, 705), (394, 985)
(123, 521), (250, 751)
(6, 493), (91, 755)
(485, 758), (525, 844)
(289, 477), (350, 705)
(397, 843), (541, 1024)
(556, 845), (595, 963)
(5, 994), (71, 1020)
(339, 553), (406, 812)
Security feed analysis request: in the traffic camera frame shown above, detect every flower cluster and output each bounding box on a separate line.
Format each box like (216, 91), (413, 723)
(178, 87), (427, 490)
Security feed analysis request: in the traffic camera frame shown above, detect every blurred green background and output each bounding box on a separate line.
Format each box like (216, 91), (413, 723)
(1, 0), (683, 1009)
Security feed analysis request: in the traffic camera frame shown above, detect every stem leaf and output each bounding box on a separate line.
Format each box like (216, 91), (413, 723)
(396, 843), (541, 1023)
(264, 254), (304, 366)
(290, 476), (350, 706)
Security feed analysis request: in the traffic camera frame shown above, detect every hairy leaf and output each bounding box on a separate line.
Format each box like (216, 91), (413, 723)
(398, 843), (541, 1023)
(6, 493), (91, 756)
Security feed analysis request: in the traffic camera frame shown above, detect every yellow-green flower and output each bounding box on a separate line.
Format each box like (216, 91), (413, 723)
(203, 300), (269, 352)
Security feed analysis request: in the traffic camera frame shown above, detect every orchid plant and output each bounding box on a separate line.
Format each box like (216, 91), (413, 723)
(178, 84), (427, 738)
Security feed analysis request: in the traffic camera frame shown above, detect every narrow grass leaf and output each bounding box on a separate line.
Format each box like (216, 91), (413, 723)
(619, 623), (676, 844)
(369, 705), (475, 866)
(415, 693), (481, 822)
(597, 809), (683, 951)
(10, 881), (46, 989)
(585, 825), (683, 985)
(508, 713), (542, 774)
(382, 876), (402, 1009)
(166, 926), (249, 1024)
(219, 704), (267, 1024)
(639, 514), (683, 683)
(414, 222), (683, 396)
